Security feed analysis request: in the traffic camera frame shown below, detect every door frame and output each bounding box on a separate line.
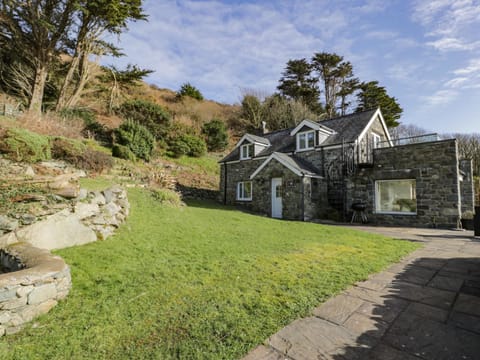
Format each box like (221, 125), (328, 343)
(271, 177), (283, 219)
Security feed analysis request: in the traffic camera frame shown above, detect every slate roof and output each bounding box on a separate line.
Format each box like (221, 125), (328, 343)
(273, 152), (319, 177)
(250, 152), (321, 179)
(244, 133), (271, 145)
(220, 108), (378, 163)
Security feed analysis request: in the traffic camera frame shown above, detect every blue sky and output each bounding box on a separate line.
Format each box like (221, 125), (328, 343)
(108, 0), (480, 133)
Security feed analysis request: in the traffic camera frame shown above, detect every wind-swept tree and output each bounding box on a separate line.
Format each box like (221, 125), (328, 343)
(97, 64), (153, 113)
(56, 0), (146, 110)
(0, 0), (76, 113)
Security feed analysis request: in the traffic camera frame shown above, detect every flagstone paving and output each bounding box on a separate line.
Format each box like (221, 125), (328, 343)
(243, 227), (480, 360)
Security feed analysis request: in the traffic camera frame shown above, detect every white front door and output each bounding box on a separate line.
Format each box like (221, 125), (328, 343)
(271, 178), (283, 219)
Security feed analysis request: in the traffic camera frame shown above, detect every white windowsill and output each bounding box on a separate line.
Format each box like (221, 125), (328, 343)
(375, 211), (417, 216)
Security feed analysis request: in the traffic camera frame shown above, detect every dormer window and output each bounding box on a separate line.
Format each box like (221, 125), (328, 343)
(240, 143), (254, 160)
(297, 130), (315, 151)
(290, 119), (335, 152)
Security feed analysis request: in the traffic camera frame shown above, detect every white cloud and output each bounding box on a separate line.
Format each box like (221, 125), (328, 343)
(426, 37), (480, 51)
(453, 58), (480, 75)
(412, 0), (480, 52)
(423, 89), (459, 106)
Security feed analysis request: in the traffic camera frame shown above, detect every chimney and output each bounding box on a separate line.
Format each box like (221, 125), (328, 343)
(261, 121), (268, 134)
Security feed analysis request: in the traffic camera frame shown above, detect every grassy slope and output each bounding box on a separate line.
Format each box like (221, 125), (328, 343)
(0, 188), (419, 359)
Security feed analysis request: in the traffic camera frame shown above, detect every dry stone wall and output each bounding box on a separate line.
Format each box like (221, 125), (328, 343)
(0, 185), (130, 250)
(0, 243), (71, 336)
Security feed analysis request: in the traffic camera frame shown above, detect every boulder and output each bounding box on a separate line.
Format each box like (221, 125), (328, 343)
(16, 209), (97, 250)
(0, 216), (18, 232)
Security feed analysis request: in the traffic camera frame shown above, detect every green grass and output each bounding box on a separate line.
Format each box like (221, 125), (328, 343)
(169, 154), (220, 176)
(0, 188), (419, 359)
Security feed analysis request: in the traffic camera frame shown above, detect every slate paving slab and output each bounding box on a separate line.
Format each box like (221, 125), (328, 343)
(383, 312), (480, 360)
(427, 274), (464, 292)
(312, 294), (364, 325)
(453, 293), (480, 317)
(242, 228), (480, 360)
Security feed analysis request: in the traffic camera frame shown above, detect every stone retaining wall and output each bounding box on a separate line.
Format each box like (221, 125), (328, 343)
(0, 185), (130, 250)
(0, 243), (71, 336)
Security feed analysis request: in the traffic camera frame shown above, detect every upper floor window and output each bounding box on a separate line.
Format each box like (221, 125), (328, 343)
(297, 131), (315, 151)
(240, 143), (254, 159)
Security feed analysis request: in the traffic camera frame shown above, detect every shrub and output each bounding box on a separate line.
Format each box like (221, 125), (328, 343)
(51, 137), (113, 173)
(168, 134), (207, 158)
(115, 120), (155, 161)
(0, 128), (51, 162)
(51, 137), (87, 158)
(176, 83), (204, 101)
(151, 188), (184, 207)
(167, 137), (190, 158)
(60, 107), (112, 144)
(112, 144), (137, 162)
(115, 99), (171, 139)
(201, 119), (228, 151)
(74, 148), (113, 173)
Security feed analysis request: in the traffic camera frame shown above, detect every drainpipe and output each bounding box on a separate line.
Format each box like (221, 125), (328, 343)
(301, 174), (305, 221)
(223, 163), (228, 205)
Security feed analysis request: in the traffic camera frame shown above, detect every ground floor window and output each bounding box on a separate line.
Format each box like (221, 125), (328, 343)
(237, 181), (252, 201)
(375, 179), (416, 214)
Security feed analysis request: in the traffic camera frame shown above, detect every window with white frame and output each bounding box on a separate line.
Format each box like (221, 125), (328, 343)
(240, 143), (254, 159)
(375, 179), (417, 214)
(372, 133), (381, 149)
(297, 130), (315, 151)
(237, 181), (252, 200)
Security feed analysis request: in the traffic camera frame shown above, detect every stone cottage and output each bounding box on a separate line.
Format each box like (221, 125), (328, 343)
(219, 108), (475, 228)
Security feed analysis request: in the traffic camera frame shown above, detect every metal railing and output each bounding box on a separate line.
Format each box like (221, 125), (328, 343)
(378, 133), (442, 148)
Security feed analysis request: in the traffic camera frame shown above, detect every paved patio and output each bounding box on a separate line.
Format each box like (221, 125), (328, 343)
(243, 227), (480, 360)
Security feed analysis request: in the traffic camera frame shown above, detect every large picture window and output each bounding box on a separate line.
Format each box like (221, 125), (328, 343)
(375, 179), (416, 214)
(297, 131), (315, 151)
(237, 181), (252, 201)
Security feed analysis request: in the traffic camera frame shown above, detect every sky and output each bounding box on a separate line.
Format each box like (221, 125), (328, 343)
(107, 0), (480, 133)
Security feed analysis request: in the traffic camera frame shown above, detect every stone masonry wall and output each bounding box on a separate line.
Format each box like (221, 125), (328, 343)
(0, 243), (71, 336)
(250, 159), (304, 219)
(0, 186), (130, 250)
(459, 159), (475, 216)
(348, 140), (461, 228)
(219, 159), (264, 210)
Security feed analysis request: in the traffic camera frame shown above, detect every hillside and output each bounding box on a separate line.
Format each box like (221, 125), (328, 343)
(0, 68), (244, 195)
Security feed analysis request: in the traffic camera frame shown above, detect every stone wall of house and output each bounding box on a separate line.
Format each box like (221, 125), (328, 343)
(348, 139), (462, 228)
(249, 159), (304, 219)
(219, 159), (264, 209)
(459, 159), (475, 216)
(0, 243), (71, 336)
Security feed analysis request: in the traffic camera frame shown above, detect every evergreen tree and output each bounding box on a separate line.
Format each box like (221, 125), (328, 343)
(277, 59), (322, 114)
(356, 81), (403, 128)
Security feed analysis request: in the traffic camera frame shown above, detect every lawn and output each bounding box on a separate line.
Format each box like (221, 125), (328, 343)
(0, 187), (419, 359)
